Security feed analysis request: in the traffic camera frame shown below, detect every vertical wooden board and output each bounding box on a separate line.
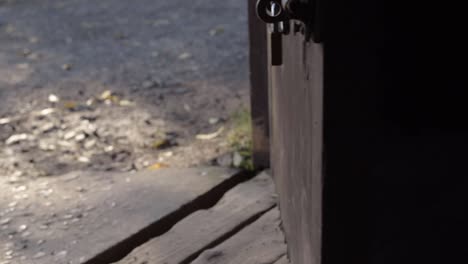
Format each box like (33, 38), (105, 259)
(270, 33), (324, 264)
(113, 172), (276, 264)
(248, 0), (270, 168)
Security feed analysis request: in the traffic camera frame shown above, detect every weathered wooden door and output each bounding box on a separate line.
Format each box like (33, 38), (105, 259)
(249, 1), (324, 263)
(250, 0), (379, 263)
(248, 0), (326, 263)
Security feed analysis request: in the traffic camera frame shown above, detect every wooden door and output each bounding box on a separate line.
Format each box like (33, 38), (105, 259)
(253, 0), (378, 263)
(269, 24), (324, 264)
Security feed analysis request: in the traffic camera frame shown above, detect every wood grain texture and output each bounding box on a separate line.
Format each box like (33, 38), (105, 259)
(191, 207), (287, 264)
(114, 172), (276, 264)
(248, 0), (270, 168)
(270, 29), (323, 264)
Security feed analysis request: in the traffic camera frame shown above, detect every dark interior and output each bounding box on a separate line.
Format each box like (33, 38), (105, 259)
(323, 1), (468, 263)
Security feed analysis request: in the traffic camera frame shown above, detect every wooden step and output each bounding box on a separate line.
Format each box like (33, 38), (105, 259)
(191, 207), (288, 264)
(113, 172), (277, 264)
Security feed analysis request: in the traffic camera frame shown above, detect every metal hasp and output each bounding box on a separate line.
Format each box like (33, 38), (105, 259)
(256, 0), (321, 66)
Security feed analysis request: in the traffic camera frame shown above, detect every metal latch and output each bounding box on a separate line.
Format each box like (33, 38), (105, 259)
(256, 0), (321, 66)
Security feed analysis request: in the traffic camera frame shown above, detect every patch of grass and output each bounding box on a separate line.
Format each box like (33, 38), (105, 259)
(227, 108), (254, 171)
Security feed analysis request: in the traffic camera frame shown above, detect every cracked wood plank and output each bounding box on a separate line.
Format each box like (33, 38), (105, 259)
(114, 171), (276, 264)
(191, 207), (287, 264)
(0, 167), (239, 264)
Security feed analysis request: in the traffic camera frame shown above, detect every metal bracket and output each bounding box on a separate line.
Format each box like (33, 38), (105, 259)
(256, 0), (321, 66)
(256, 0), (321, 42)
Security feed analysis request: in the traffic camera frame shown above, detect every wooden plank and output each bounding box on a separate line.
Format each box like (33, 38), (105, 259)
(274, 255), (290, 264)
(0, 167), (240, 264)
(191, 207), (287, 264)
(270, 30), (324, 264)
(114, 172), (276, 264)
(248, 0), (270, 168)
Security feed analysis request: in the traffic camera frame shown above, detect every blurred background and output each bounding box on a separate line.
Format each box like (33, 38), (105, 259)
(0, 0), (252, 262)
(0, 0), (252, 177)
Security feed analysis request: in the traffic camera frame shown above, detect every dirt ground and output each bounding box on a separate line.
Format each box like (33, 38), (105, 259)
(0, 0), (250, 178)
(0, 1), (251, 262)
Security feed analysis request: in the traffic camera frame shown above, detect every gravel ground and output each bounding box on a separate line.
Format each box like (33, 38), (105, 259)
(0, 1), (250, 262)
(0, 0), (251, 179)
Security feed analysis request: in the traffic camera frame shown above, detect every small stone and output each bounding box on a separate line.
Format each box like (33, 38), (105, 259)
(104, 145), (114, 152)
(14, 186), (27, 192)
(37, 240), (45, 245)
(76, 186), (86, 193)
(7, 175), (21, 184)
(84, 139), (96, 149)
(75, 133), (86, 142)
(33, 252), (46, 259)
(63, 214), (74, 220)
(5, 134), (29, 145)
(39, 188), (53, 197)
(100, 90), (112, 100)
(48, 94), (60, 103)
(209, 26), (225, 36)
(38, 141), (56, 151)
(209, 117), (220, 125)
(178, 52), (192, 60)
(163, 151), (173, 157)
(39, 123), (56, 133)
(0, 218), (11, 225)
(119, 100), (134, 106)
(233, 152), (244, 167)
(17, 225), (28, 232)
(38, 108), (56, 116)
(64, 131), (77, 140)
(61, 64), (72, 71)
(56, 250), (67, 258)
(20, 48), (31, 56)
(78, 156), (90, 163)
(57, 140), (74, 149)
(16, 63), (30, 70)
(86, 98), (95, 106)
(0, 117), (11, 125)
(27, 52), (40, 60)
